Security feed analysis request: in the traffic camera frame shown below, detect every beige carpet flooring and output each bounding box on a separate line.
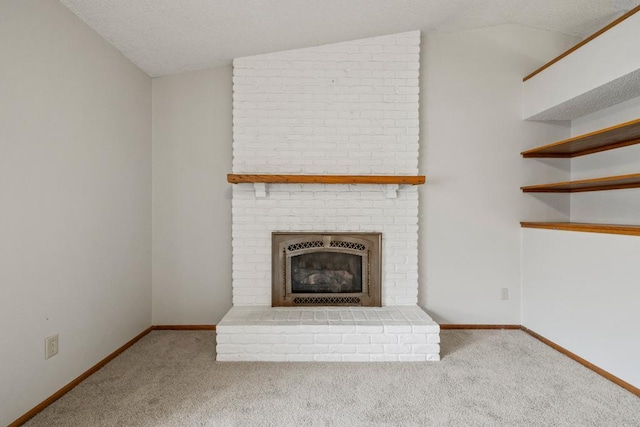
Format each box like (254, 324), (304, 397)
(24, 329), (640, 426)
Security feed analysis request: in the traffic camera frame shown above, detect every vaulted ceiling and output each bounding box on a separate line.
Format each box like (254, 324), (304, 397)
(60, 0), (639, 77)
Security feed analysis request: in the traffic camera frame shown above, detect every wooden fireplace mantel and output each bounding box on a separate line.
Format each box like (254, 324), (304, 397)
(227, 174), (425, 198)
(227, 174), (426, 185)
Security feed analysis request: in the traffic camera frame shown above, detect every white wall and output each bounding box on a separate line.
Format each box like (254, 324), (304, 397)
(522, 228), (640, 388)
(0, 1), (151, 425)
(522, 11), (640, 120)
(517, 10), (640, 390)
(152, 67), (233, 324)
(419, 25), (576, 323)
(570, 95), (640, 224)
(520, 94), (640, 390)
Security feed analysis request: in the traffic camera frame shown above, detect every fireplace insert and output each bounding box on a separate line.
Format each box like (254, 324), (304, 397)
(272, 232), (381, 306)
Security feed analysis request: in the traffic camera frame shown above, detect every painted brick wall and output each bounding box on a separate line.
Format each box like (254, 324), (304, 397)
(232, 31), (421, 306)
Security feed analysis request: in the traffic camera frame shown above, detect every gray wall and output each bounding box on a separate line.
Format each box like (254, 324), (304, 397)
(419, 25), (575, 323)
(152, 67), (233, 325)
(0, 1), (152, 425)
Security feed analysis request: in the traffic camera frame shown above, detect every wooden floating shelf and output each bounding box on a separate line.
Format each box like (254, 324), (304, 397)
(227, 174), (426, 185)
(522, 117), (640, 158)
(521, 222), (640, 237)
(521, 173), (640, 193)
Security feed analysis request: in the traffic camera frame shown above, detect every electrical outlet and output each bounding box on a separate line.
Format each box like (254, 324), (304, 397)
(501, 288), (509, 301)
(45, 334), (59, 359)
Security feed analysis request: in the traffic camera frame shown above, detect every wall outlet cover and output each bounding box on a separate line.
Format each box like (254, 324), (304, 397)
(45, 334), (59, 359)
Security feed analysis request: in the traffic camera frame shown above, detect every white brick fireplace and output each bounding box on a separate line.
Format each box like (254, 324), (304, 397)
(217, 31), (440, 361)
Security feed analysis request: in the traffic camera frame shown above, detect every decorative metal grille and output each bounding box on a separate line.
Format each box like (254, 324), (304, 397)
(330, 241), (366, 251)
(273, 232), (381, 307)
(292, 296), (361, 305)
(287, 241), (323, 252)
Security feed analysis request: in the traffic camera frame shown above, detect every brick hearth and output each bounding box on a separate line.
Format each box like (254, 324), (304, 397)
(217, 307), (440, 361)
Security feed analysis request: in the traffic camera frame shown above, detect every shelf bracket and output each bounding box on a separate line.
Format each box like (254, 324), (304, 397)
(253, 183), (267, 198)
(385, 184), (399, 199)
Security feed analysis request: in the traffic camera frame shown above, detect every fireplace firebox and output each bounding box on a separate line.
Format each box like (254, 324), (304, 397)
(272, 232), (381, 307)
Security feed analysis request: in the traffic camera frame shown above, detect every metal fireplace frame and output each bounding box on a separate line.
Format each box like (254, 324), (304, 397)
(272, 232), (382, 307)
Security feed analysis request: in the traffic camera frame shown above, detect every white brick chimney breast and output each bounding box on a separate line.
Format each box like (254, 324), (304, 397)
(217, 30), (440, 361)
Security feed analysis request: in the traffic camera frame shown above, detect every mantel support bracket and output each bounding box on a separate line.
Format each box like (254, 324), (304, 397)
(253, 183), (267, 198)
(385, 184), (399, 199)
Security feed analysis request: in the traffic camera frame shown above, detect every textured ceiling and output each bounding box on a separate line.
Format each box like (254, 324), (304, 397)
(59, 0), (639, 77)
